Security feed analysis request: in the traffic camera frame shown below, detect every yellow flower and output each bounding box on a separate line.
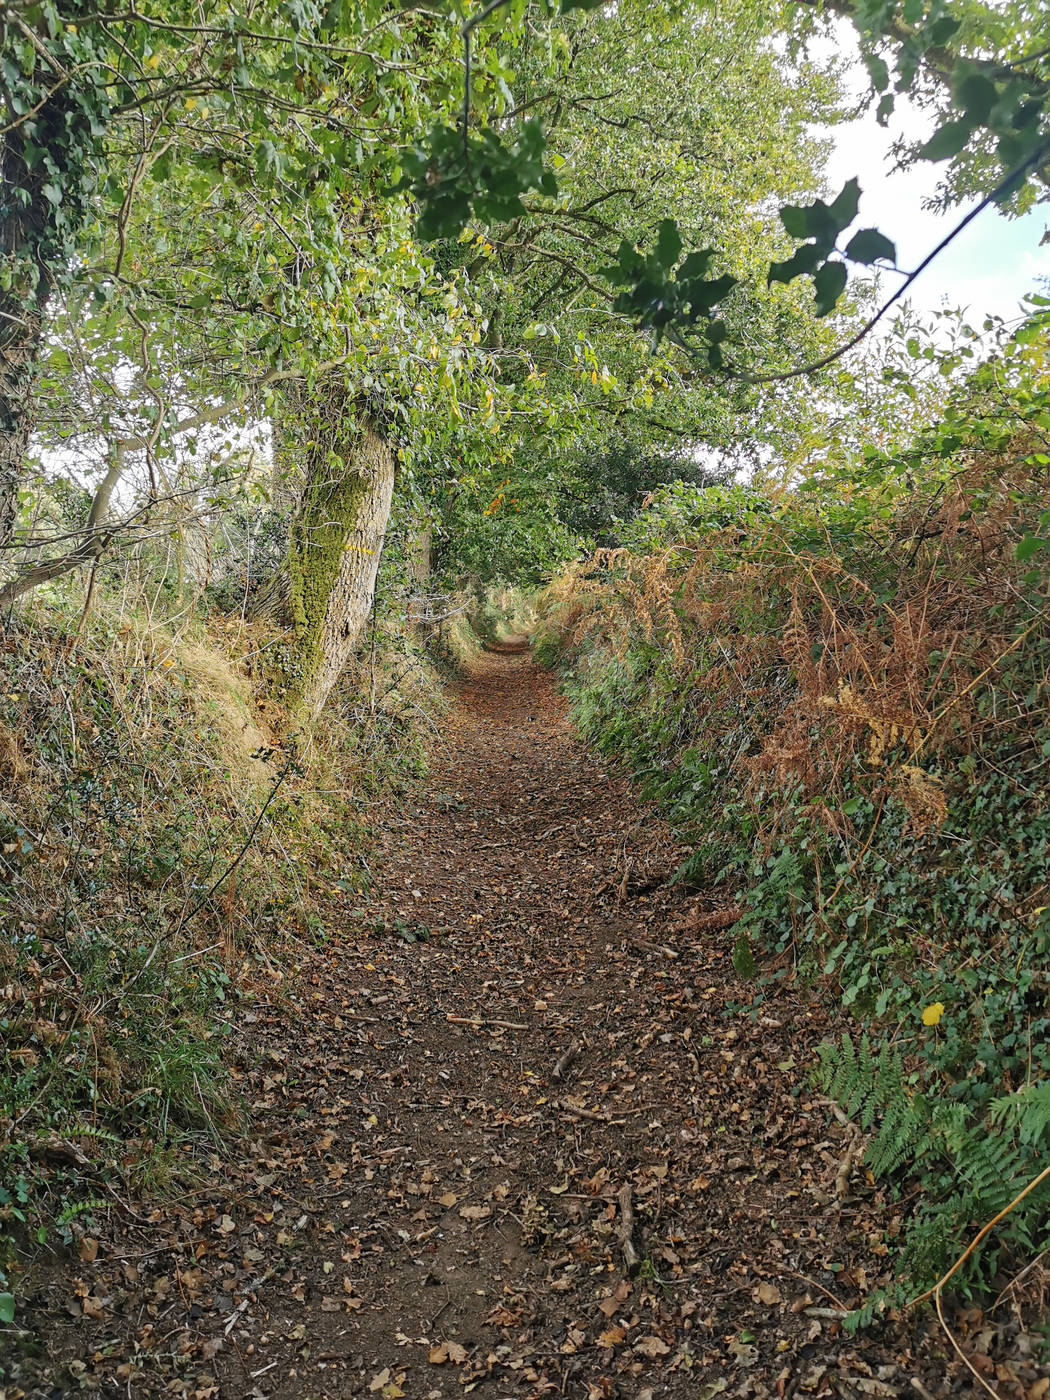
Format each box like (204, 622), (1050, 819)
(921, 1002), (945, 1027)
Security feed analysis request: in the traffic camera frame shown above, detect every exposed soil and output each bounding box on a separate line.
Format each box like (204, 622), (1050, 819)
(7, 649), (1043, 1399)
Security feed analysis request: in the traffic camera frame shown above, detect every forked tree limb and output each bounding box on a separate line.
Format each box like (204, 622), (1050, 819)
(0, 355), (352, 611)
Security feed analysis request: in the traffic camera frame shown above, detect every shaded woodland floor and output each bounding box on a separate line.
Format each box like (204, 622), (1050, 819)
(8, 649), (1036, 1398)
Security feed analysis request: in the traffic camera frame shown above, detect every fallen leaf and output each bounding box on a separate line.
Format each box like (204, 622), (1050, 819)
(598, 1280), (632, 1318)
(634, 1336), (670, 1358)
(369, 1369), (391, 1392)
(429, 1341), (468, 1365)
(459, 1204), (491, 1221)
(484, 1306), (522, 1326)
(598, 1326), (626, 1347)
(437, 1192), (458, 1208)
(756, 1281), (782, 1306)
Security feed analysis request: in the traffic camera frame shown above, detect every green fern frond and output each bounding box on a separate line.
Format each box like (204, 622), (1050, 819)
(56, 1199), (110, 1228)
(988, 1081), (1050, 1148)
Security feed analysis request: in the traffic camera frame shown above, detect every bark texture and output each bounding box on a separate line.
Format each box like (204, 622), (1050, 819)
(406, 520), (433, 637)
(0, 123), (54, 554)
(285, 407), (395, 715)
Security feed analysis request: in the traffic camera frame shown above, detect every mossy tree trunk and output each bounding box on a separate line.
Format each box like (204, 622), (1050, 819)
(282, 397), (396, 716)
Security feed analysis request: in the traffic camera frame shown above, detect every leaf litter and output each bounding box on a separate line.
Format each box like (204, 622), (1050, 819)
(7, 646), (1047, 1398)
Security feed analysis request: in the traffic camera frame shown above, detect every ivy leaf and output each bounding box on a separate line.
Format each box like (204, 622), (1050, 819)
(876, 94), (895, 126)
(929, 15), (962, 44)
(678, 249), (714, 281)
(844, 228), (896, 265)
(779, 203), (811, 239)
(955, 73), (997, 123)
(779, 180), (859, 250)
(812, 259), (848, 317)
(686, 273), (737, 316)
(768, 242), (822, 285)
(656, 219), (683, 270)
(865, 54), (890, 93)
(919, 118), (973, 161)
(1016, 536), (1047, 562)
(0, 1294), (13, 1324)
(828, 178), (860, 230)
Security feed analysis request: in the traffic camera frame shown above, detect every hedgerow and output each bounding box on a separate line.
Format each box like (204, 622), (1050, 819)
(541, 327), (1050, 1308)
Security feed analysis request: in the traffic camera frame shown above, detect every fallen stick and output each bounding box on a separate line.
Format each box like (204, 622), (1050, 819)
(552, 1038), (582, 1082)
(835, 1123), (863, 1199)
(629, 939), (678, 960)
(617, 1183), (639, 1272)
(447, 1015), (529, 1031)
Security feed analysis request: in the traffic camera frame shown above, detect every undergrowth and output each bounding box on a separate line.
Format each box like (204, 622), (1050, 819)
(0, 570), (441, 1315)
(539, 328), (1050, 1313)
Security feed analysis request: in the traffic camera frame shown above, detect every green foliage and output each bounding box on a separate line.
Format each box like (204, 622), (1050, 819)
(816, 1036), (1050, 1315)
(403, 0), (1047, 359)
(544, 320), (1050, 1312)
(395, 119), (557, 241)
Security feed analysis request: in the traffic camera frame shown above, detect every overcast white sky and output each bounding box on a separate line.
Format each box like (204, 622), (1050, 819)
(819, 27), (1048, 325)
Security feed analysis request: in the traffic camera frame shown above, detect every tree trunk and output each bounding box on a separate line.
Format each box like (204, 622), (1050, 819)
(284, 404), (395, 716)
(406, 519), (433, 638)
(1, 9), (99, 558)
(0, 128), (53, 554)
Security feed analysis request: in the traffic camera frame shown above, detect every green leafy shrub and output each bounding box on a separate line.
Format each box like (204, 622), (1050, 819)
(543, 325), (1050, 1308)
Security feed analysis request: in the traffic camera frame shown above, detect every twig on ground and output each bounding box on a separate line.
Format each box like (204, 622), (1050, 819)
(446, 1014), (529, 1030)
(552, 1038), (582, 1081)
(617, 1183), (639, 1272)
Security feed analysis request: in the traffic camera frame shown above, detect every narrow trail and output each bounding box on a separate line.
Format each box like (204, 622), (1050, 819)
(21, 650), (951, 1399)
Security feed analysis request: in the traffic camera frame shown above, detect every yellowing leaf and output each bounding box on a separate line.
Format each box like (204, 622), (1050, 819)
(921, 1001), (945, 1026)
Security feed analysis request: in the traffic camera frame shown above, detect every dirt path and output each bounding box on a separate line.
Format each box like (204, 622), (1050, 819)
(16, 650), (957, 1399)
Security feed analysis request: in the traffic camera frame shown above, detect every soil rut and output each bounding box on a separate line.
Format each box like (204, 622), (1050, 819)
(15, 651), (962, 1399)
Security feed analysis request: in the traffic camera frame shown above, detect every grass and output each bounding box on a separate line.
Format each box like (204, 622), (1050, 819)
(0, 572), (442, 1312)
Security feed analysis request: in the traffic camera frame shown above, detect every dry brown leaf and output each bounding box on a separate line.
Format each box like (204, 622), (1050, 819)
(484, 1306), (522, 1327)
(459, 1204), (491, 1221)
(634, 1335), (670, 1358)
(598, 1326), (626, 1347)
(597, 1279), (632, 1319)
(428, 1341), (468, 1365)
